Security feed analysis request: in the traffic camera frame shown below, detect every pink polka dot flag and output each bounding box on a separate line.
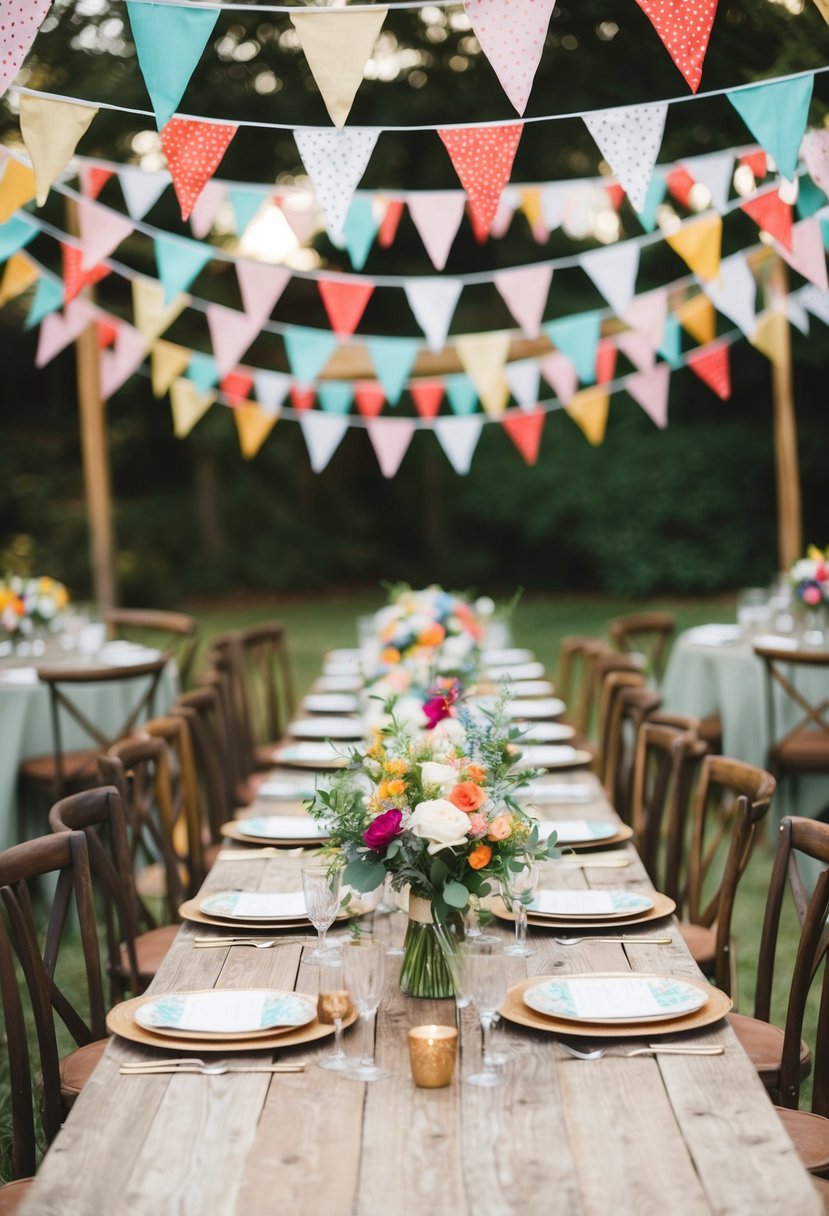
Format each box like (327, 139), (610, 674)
(463, 0), (555, 116)
(160, 118), (238, 222)
(687, 341), (731, 400)
(635, 0), (719, 94)
(438, 124), (523, 240)
(0, 0), (51, 97)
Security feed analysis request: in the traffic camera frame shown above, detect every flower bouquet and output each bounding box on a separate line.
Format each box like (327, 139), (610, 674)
(0, 575), (69, 638)
(790, 546), (829, 643)
(363, 584), (486, 689)
(307, 693), (558, 998)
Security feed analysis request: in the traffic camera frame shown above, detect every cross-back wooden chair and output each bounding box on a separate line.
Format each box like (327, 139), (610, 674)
(174, 671), (244, 816)
(209, 621), (296, 772)
(144, 714), (220, 892)
(0, 829), (108, 1208)
(608, 610), (676, 682)
(105, 607), (199, 689)
(754, 643), (829, 805)
(576, 650), (643, 759)
(598, 668), (647, 787)
(602, 683), (663, 824)
(557, 636), (610, 737)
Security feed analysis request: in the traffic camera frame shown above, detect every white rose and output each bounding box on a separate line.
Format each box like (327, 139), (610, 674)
(395, 695), (428, 727)
(408, 799), (470, 855)
(429, 717), (466, 746)
(420, 761), (457, 793)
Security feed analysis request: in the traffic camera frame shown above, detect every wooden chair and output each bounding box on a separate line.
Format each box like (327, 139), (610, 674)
(602, 683), (663, 824)
(578, 651), (643, 759)
(557, 636), (610, 737)
(754, 643), (829, 807)
(208, 621), (296, 772)
(105, 607), (199, 689)
(598, 668), (647, 797)
(144, 714), (220, 892)
(608, 611), (676, 682)
(170, 693), (229, 847)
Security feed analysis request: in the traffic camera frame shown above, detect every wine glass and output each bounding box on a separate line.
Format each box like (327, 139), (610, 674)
(301, 865), (341, 964)
(341, 939), (390, 1083)
(316, 954), (354, 1073)
(465, 941), (508, 1088)
(500, 861), (538, 957)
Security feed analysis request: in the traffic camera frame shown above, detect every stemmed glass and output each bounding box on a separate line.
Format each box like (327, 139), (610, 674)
(316, 954), (354, 1073)
(466, 941), (508, 1088)
(301, 865), (341, 964)
(500, 861), (538, 957)
(341, 939), (390, 1083)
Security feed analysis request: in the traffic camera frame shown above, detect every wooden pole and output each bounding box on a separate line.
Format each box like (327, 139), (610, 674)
(65, 199), (117, 612)
(768, 257), (802, 571)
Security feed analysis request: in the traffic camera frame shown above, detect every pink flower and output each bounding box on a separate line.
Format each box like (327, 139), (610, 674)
(422, 678), (461, 730)
(363, 809), (403, 851)
(467, 813), (488, 840)
(803, 583), (822, 606)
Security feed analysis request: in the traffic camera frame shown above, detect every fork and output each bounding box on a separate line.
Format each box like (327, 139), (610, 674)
(192, 936), (307, 949)
(120, 1059), (306, 1075)
(553, 935), (673, 946)
(556, 1042), (724, 1060)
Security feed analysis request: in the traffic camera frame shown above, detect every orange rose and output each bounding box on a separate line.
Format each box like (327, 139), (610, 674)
(384, 758), (409, 776)
(418, 622), (446, 647)
(466, 763), (487, 783)
(486, 814), (513, 842)
(381, 646), (401, 664)
(448, 781), (487, 813)
(468, 843), (492, 870)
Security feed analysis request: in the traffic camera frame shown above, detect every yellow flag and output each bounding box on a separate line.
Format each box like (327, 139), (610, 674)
(133, 279), (188, 345)
(520, 188), (544, 233)
(813, 0), (829, 22)
(566, 386), (610, 446)
(20, 96), (98, 206)
(0, 157), (36, 223)
(750, 310), (789, 367)
(169, 377), (214, 438)
(234, 401), (278, 459)
(455, 331), (511, 418)
(290, 8), (388, 129)
(0, 253), (38, 308)
(676, 294), (716, 345)
(151, 340), (191, 397)
(666, 214), (722, 282)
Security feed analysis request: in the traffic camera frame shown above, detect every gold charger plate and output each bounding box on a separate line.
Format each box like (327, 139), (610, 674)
(500, 973), (731, 1039)
(491, 890), (676, 929)
(178, 898), (311, 931)
(220, 821), (330, 848)
(108, 995), (357, 1053)
(551, 824), (634, 851)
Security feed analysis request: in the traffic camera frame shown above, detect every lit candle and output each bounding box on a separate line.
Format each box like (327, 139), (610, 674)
(408, 1024), (458, 1088)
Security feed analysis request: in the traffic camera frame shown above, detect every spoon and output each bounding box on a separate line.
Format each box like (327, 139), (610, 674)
(553, 935), (673, 946)
(557, 1042), (724, 1060)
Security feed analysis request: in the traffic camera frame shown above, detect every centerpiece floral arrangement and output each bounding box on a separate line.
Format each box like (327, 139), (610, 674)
(790, 546), (829, 607)
(0, 575), (69, 638)
(363, 584), (488, 690)
(308, 691), (558, 998)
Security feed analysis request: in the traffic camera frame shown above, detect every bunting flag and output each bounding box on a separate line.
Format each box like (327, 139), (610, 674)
(404, 278), (462, 352)
(0, 250), (36, 306)
(290, 386), (315, 412)
(118, 164), (169, 220)
(750, 310), (789, 366)
(234, 401), (278, 459)
(504, 358), (541, 410)
(160, 118), (237, 222)
(463, 0), (556, 115)
(169, 376), (214, 437)
(354, 381), (385, 417)
(801, 128), (829, 196)
(0, 157), (36, 223)
(787, 292), (810, 335)
(727, 75), (814, 181)
(151, 339), (191, 396)
(317, 382), (353, 414)
(583, 103), (667, 213)
(99, 322), (146, 398)
(800, 283), (829, 326)
(206, 303), (262, 377)
(622, 288), (668, 350)
(665, 167), (696, 210)
(741, 190), (793, 251)
(278, 192), (320, 246)
(493, 264), (553, 339)
(220, 370), (254, 407)
(186, 351), (219, 393)
(61, 243), (110, 303)
(126, 1), (220, 130)
(777, 218), (829, 290)
(665, 213), (722, 280)
(294, 128), (379, 241)
(299, 411), (349, 472)
(702, 252), (757, 336)
(437, 124), (524, 239)
(595, 339), (618, 385)
(283, 325), (338, 386)
(96, 318), (118, 349)
(581, 242), (640, 316)
(566, 386), (610, 445)
(76, 197), (134, 271)
(35, 298), (96, 367)
(520, 187), (548, 243)
(290, 8), (387, 129)
(637, 167), (667, 234)
(634, 0), (719, 92)
(545, 311), (602, 384)
(433, 415), (483, 474)
(19, 95), (98, 206)
(615, 328), (656, 371)
(25, 274), (63, 329)
(236, 261), (290, 327)
(740, 150), (767, 181)
(318, 279), (374, 338)
(408, 191), (466, 272)
(79, 164), (113, 200)
(365, 416), (416, 478)
(687, 339), (731, 398)
(254, 369), (291, 415)
(502, 408), (545, 464)
(229, 186), (265, 238)
(626, 363), (670, 428)
(377, 198), (404, 248)
(444, 374), (478, 415)
(366, 335), (420, 405)
(153, 235), (212, 304)
(676, 293), (716, 345)
(189, 179), (226, 240)
(0, 0), (52, 97)
(813, 0), (829, 21)
(455, 331), (511, 417)
(538, 351), (578, 405)
(133, 280), (188, 349)
(410, 380), (444, 418)
(0, 212), (35, 260)
(342, 197), (380, 271)
(679, 150), (734, 213)
(798, 176), (828, 221)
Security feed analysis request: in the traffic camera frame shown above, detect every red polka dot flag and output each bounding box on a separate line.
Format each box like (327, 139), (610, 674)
(0, 0), (51, 97)
(61, 243), (111, 304)
(687, 341), (731, 400)
(438, 124), (524, 241)
(160, 118), (238, 221)
(635, 0), (720, 94)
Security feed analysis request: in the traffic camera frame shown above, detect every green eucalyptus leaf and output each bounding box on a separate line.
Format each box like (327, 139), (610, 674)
(443, 880), (470, 909)
(342, 858), (386, 893)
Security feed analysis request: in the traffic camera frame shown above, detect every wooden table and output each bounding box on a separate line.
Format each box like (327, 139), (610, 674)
(19, 770), (821, 1216)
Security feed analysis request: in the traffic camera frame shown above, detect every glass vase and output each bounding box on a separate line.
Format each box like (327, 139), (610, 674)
(399, 895), (463, 999)
(801, 605), (827, 647)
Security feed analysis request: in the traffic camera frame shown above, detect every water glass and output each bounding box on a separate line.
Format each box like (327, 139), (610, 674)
(736, 588), (770, 636)
(500, 862), (538, 957)
(465, 941), (509, 1088)
(316, 954), (354, 1073)
(301, 865), (341, 964)
(341, 939), (390, 1083)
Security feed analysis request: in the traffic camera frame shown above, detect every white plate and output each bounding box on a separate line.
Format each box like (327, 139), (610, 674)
(303, 693), (360, 714)
(519, 722), (576, 743)
(200, 890), (308, 921)
(685, 624), (742, 647)
(135, 988), (316, 1035)
(481, 648), (535, 665)
(275, 741), (352, 767)
(313, 675), (363, 692)
(523, 975), (707, 1024)
(326, 648), (362, 663)
(287, 717), (364, 741)
(516, 745), (592, 769)
(323, 658), (361, 676)
(520, 782), (595, 804)
(504, 680), (556, 697)
(485, 661), (546, 681)
(506, 698), (566, 720)
(256, 779), (317, 800)
(535, 819), (617, 844)
(235, 816), (329, 841)
(528, 889), (653, 919)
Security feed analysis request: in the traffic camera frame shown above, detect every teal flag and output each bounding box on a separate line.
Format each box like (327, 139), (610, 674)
(318, 382), (353, 414)
(445, 375), (479, 416)
(24, 275), (63, 330)
(366, 336), (420, 405)
(153, 236), (212, 304)
(186, 352), (219, 393)
(658, 314), (683, 369)
(229, 187), (265, 236)
(342, 198), (380, 271)
(544, 311), (602, 384)
(638, 169), (667, 235)
(797, 175), (827, 221)
(127, 1), (220, 130)
(727, 75), (814, 181)
(0, 214), (35, 262)
(283, 326), (338, 387)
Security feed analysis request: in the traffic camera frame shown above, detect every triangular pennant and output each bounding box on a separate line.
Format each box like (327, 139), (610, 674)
(444, 374), (479, 416)
(25, 274), (63, 329)
(626, 363), (670, 428)
(595, 339), (618, 385)
(787, 291), (810, 335)
(283, 325), (338, 387)
(169, 376), (214, 437)
(542, 183), (568, 231)
(221, 370), (254, 408)
(799, 283), (829, 326)
(365, 416), (415, 478)
(160, 118), (237, 222)
(634, 0), (719, 93)
(581, 242), (640, 316)
(0, 157), (36, 223)
(290, 386), (315, 412)
(410, 379), (444, 418)
(354, 381), (385, 418)
(666, 167), (695, 209)
(0, 250), (37, 306)
(702, 252), (757, 336)
(615, 329), (656, 372)
(665, 213), (722, 281)
(188, 179), (226, 240)
(294, 128), (379, 241)
(366, 335), (420, 405)
(605, 182), (626, 212)
(79, 164), (113, 200)
(278, 192), (320, 245)
(253, 369), (291, 415)
(502, 408), (545, 464)
(206, 303), (262, 377)
(687, 339), (731, 398)
(659, 313), (684, 368)
(520, 187), (548, 243)
(318, 279), (374, 338)
(408, 191), (466, 272)
(0, 212), (35, 260)
(404, 278), (462, 353)
(186, 351), (219, 394)
(433, 415), (483, 474)
(35, 298), (96, 367)
(376, 197), (404, 248)
(637, 167), (667, 233)
(0, 0), (51, 96)
(740, 150), (767, 181)
(538, 351), (578, 405)
(741, 190), (793, 251)
(342, 197), (381, 271)
(622, 288), (667, 349)
(455, 331), (511, 418)
(132, 277), (188, 344)
(61, 243), (109, 303)
(126, 1), (219, 130)
(20, 95), (98, 205)
(153, 235), (212, 304)
(151, 339), (191, 397)
(118, 164), (169, 220)
(234, 401), (278, 459)
(813, 0), (829, 21)
(290, 8), (387, 129)
(545, 311), (602, 384)
(777, 218), (829, 290)
(679, 150), (734, 213)
(299, 412), (349, 473)
(493, 264), (553, 339)
(236, 261), (290, 326)
(317, 382), (352, 414)
(676, 293), (716, 345)
(96, 319), (118, 349)
(798, 176), (827, 221)
(504, 358), (540, 410)
(463, 0), (554, 114)
(802, 129), (829, 197)
(565, 386), (610, 446)
(727, 75), (814, 181)
(99, 322), (146, 398)
(438, 124), (523, 239)
(76, 197), (134, 271)
(583, 103), (667, 213)
(750, 310), (789, 367)
(229, 186), (265, 237)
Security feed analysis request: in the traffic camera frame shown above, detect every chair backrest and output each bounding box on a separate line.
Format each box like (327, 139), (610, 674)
(0, 829), (105, 1179)
(557, 636), (609, 736)
(35, 656), (168, 798)
(608, 611), (676, 682)
(602, 683), (663, 824)
(105, 608), (199, 689)
(753, 643), (829, 754)
(598, 669), (647, 784)
(209, 622), (295, 768)
(143, 714), (211, 892)
(582, 651), (643, 747)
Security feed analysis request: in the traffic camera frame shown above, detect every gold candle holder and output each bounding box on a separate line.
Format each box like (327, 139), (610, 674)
(408, 1025), (458, 1088)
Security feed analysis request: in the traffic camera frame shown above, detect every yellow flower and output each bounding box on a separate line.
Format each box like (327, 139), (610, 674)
(384, 758), (409, 776)
(377, 778), (406, 802)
